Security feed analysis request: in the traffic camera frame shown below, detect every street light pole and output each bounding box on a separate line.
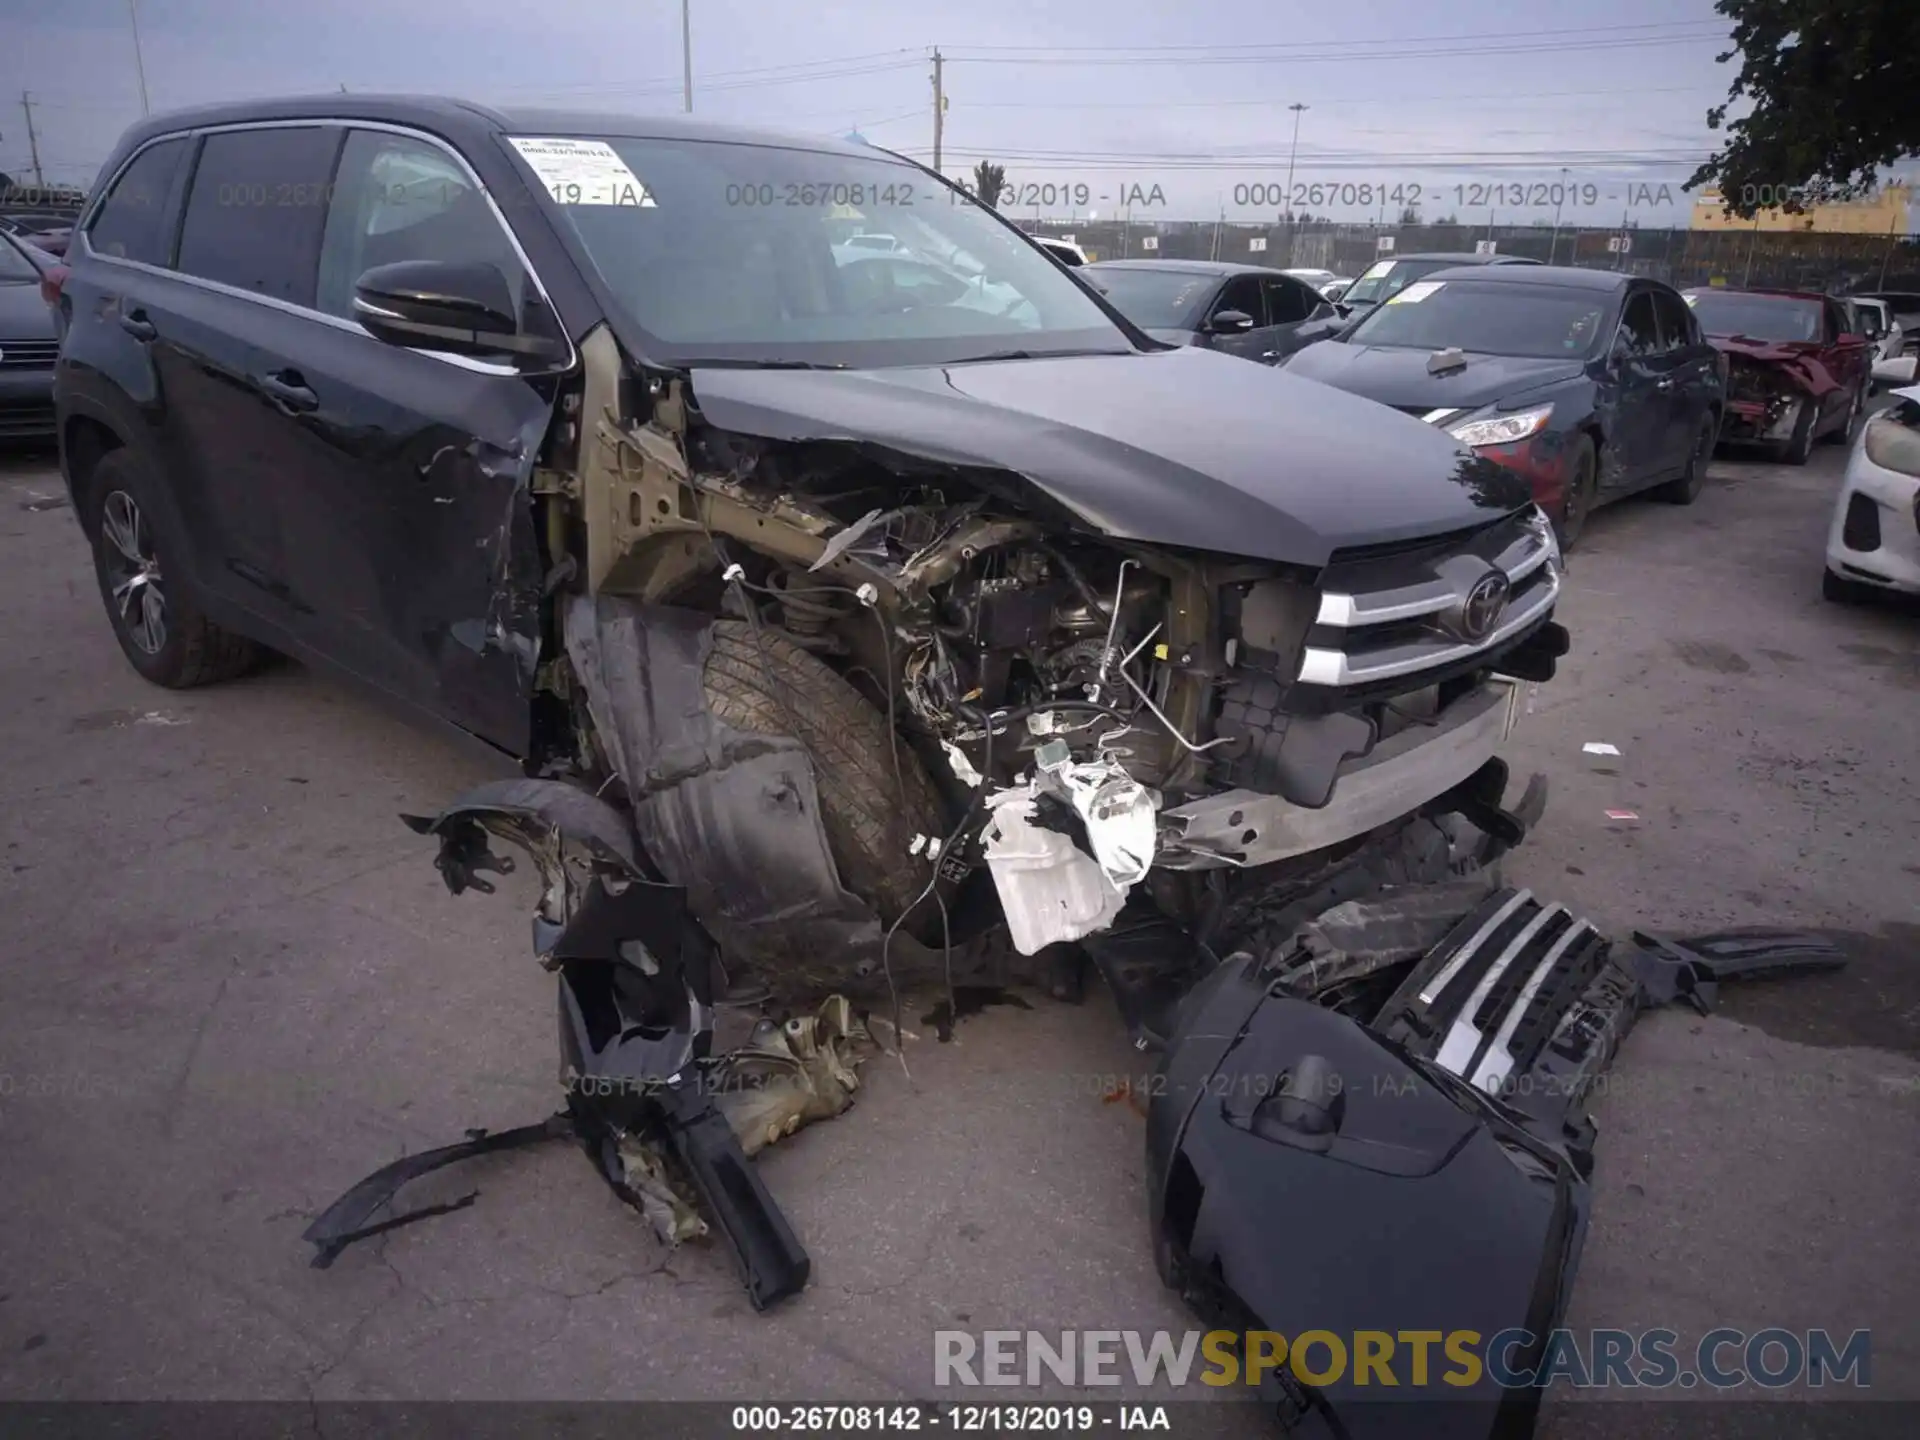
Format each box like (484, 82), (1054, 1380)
(1282, 102), (1307, 264)
(681, 0), (693, 113)
(128, 0), (151, 116)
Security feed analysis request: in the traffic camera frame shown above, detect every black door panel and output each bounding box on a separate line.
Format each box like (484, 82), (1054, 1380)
(262, 319), (551, 753)
(1604, 291), (1668, 490)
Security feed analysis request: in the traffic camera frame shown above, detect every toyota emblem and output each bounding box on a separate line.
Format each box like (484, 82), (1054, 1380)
(1458, 571), (1511, 641)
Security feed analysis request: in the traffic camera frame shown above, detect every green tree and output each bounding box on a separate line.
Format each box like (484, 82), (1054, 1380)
(1689, 0), (1920, 216)
(1397, 205), (1420, 225)
(971, 160), (1007, 211)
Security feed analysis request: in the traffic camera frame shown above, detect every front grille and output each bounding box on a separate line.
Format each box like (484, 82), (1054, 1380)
(0, 401), (55, 438)
(1295, 508), (1560, 690)
(0, 338), (59, 368)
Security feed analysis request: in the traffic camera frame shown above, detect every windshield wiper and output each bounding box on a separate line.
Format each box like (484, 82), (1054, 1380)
(947, 347), (1134, 364)
(670, 357), (849, 371)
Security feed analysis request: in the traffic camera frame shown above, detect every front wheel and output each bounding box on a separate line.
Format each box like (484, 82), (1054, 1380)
(86, 450), (263, 688)
(1555, 435), (1598, 550)
(1822, 384), (1864, 445)
(1778, 400), (1816, 465)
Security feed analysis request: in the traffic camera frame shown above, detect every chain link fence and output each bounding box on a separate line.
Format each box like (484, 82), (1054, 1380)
(1018, 217), (1920, 294)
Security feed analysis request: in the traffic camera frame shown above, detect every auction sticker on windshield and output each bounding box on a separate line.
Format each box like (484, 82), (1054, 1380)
(1389, 281), (1445, 305)
(508, 137), (656, 206)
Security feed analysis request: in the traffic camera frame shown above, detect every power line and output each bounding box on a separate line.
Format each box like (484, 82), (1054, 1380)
(941, 35), (1729, 67)
(944, 19), (1728, 53)
(952, 84), (1720, 113)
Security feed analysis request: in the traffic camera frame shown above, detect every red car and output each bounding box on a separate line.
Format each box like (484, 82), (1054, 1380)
(1680, 287), (1873, 463)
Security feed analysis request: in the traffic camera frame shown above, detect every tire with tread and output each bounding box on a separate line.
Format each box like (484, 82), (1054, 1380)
(1779, 400), (1816, 465)
(85, 449), (263, 688)
(702, 619), (948, 929)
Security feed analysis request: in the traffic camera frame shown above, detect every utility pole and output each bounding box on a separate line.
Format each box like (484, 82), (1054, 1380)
(681, 0), (693, 112)
(1742, 209), (1761, 286)
(128, 0), (150, 116)
(21, 93), (43, 188)
(1282, 102), (1307, 265)
(1548, 166), (1567, 264)
(931, 48), (945, 175)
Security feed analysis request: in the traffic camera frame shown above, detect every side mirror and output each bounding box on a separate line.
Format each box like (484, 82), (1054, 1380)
(1834, 331), (1869, 349)
(1208, 309), (1255, 334)
(353, 260), (562, 362)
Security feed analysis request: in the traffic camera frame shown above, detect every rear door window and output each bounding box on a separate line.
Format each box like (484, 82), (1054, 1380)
(1650, 289), (1694, 351)
(87, 136), (191, 265)
(176, 126), (341, 307)
(1262, 275), (1316, 324)
(316, 129), (530, 322)
(1615, 291), (1661, 358)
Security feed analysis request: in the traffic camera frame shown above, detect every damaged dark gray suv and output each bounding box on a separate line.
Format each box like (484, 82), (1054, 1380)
(55, 95), (1570, 988)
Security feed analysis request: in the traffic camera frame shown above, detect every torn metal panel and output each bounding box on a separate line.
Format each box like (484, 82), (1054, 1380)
(561, 593), (886, 985)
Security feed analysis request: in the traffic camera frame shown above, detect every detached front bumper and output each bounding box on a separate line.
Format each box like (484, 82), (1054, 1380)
(1160, 675), (1529, 870)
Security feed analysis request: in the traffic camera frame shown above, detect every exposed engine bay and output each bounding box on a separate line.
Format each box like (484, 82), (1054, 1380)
(529, 330), (1571, 988)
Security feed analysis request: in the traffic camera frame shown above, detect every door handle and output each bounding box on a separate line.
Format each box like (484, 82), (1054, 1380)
(1261, 350), (1283, 361)
(258, 369), (319, 413)
(1655, 377), (1677, 391)
(119, 309), (157, 342)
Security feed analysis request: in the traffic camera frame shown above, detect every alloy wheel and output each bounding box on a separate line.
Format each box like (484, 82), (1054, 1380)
(100, 490), (167, 654)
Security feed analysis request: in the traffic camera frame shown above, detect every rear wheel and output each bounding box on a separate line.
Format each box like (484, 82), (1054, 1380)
(1555, 435), (1598, 550)
(85, 450), (263, 688)
(1656, 414), (1716, 505)
(701, 620), (950, 933)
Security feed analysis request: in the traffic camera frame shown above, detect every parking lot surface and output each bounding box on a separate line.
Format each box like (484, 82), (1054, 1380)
(1, 439), (1915, 1421)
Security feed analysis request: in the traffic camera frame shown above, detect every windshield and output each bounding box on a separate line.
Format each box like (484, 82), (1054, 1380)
(1080, 268), (1218, 328)
(1342, 258), (1457, 307)
(1345, 279), (1608, 358)
(0, 235), (39, 281)
(1683, 291), (1823, 343)
(515, 135), (1130, 367)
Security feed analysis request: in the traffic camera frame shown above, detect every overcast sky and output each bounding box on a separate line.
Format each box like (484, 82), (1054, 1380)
(0, 0), (1863, 227)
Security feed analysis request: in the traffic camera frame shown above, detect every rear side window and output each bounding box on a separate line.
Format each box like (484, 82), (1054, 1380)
(87, 137), (190, 265)
(315, 129), (528, 322)
(176, 127), (341, 307)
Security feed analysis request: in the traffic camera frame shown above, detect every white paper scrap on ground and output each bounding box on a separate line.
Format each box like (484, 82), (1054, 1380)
(508, 137), (656, 206)
(1583, 742), (1622, 757)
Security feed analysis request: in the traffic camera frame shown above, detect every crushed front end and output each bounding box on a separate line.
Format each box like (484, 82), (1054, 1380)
(533, 330), (1570, 990)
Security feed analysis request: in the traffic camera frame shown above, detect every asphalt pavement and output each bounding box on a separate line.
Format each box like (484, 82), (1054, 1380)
(0, 434), (1914, 1425)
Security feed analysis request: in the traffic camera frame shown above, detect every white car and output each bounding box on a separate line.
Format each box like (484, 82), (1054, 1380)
(1035, 237), (1089, 267)
(1824, 383), (1920, 602)
(1282, 267), (1339, 290)
(1847, 297), (1905, 376)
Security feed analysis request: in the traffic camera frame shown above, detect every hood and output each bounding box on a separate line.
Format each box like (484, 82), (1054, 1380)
(686, 347), (1528, 569)
(1708, 334), (1846, 397)
(1284, 342), (1586, 413)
